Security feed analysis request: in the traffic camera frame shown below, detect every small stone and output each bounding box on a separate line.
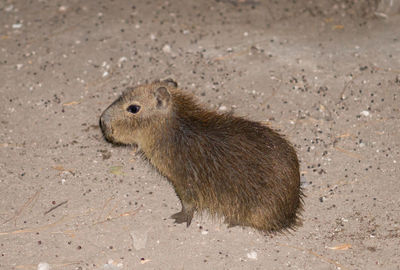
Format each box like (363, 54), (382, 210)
(12, 23), (22, 29)
(103, 259), (123, 270)
(247, 251), (258, 260)
(162, 44), (172, 54)
(218, 105), (227, 111)
(361, 110), (370, 116)
(118, 57), (127, 63)
(37, 262), (50, 270)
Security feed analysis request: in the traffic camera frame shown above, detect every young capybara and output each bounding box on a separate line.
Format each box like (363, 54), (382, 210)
(99, 79), (303, 233)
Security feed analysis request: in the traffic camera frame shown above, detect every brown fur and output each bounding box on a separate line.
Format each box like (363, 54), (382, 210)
(99, 79), (303, 233)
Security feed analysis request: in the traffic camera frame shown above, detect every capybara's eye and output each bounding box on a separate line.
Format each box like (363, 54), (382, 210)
(127, 104), (141, 114)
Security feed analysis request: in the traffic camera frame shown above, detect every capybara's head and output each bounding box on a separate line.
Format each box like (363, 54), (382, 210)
(99, 79), (177, 146)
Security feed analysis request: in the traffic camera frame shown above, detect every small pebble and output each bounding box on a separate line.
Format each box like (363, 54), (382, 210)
(361, 110), (370, 116)
(12, 23), (22, 29)
(162, 44), (172, 54)
(247, 251), (258, 260)
(103, 259), (123, 270)
(37, 262), (50, 270)
(218, 105), (227, 111)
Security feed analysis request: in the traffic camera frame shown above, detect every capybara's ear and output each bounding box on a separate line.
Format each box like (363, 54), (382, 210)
(162, 78), (178, 88)
(154, 87), (171, 108)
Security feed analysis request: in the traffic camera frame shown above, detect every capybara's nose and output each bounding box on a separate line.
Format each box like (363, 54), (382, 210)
(99, 111), (110, 130)
(99, 117), (104, 130)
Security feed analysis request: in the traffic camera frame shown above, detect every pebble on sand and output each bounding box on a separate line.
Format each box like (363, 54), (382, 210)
(361, 110), (370, 116)
(37, 262), (50, 270)
(218, 105), (227, 111)
(162, 44), (172, 54)
(247, 251), (258, 260)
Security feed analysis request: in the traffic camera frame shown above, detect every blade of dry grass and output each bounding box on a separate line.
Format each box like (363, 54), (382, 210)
(278, 243), (348, 270)
(3, 189), (40, 226)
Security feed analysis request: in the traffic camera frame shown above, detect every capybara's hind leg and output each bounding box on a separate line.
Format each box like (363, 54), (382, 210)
(170, 200), (195, 227)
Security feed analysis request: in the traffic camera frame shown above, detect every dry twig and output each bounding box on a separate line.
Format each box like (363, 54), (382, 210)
(44, 200), (68, 216)
(214, 48), (250, 61)
(92, 207), (141, 226)
(337, 74), (361, 104)
(0, 216), (67, 236)
(96, 196), (115, 222)
(278, 243), (348, 270)
(3, 189), (40, 226)
(334, 146), (362, 159)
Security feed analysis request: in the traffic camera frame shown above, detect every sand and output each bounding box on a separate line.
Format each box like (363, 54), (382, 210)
(1, 0), (399, 269)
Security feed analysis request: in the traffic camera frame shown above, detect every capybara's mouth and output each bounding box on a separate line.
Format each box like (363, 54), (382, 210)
(100, 130), (125, 146)
(99, 119), (134, 147)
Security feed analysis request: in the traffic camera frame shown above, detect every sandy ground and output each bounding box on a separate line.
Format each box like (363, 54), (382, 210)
(1, 0), (400, 269)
